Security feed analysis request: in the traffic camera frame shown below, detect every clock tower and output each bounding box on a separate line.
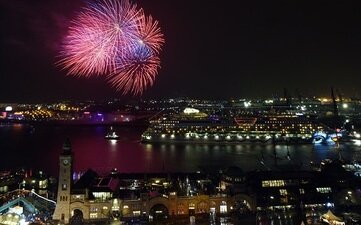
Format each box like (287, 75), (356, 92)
(53, 139), (73, 224)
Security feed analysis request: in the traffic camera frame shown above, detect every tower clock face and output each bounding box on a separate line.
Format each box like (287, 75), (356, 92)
(63, 159), (69, 165)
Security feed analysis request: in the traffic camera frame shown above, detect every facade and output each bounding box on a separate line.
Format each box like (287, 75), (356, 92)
(62, 192), (255, 221)
(119, 193), (255, 219)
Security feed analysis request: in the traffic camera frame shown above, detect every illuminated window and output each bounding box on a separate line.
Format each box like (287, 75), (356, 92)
(62, 184), (67, 190)
(112, 205), (119, 211)
(220, 201), (227, 214)
(189, 203), (195, 210)
(262, 180), (285, 187)
(0, 186), (8, 193)
(279, 189), (288, 196)
(133, 211), (141, 216)
(93, 192), (112, 201)
(316, 187), (332, 193)
(90, 213), (97, 218)
(39, 180), (48, 189)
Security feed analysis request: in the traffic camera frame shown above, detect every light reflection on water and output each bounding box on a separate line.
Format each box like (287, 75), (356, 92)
(0, 124), (361, 176)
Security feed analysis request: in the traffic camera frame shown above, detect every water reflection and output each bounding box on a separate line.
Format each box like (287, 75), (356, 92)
(1, 124), (361, 176)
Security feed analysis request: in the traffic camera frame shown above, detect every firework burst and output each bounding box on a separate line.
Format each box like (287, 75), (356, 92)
(109, 43), (161, 95)
(57, 0), (164, 95)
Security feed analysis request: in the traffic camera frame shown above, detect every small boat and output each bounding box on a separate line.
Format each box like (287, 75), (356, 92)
(105, 126), (119, 140)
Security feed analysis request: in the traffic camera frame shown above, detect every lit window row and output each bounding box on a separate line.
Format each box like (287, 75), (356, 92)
(262, 180), (285, 187)
(316, 187), (332, 193)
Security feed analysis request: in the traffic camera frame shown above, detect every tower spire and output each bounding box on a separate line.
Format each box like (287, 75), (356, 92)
(62, 138), (72, 155)
(331, 86), (338, 117)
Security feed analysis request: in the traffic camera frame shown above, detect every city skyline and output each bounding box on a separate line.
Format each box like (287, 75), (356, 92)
(2, 0), (361, 102)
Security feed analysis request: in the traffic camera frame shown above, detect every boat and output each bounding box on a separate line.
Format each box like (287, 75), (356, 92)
(105, 126), (119, 140)
(141, 107), (329, 144)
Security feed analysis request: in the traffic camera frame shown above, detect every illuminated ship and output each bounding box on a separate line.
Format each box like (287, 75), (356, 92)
(141, 108), (330, 144)
(105, 126), (119, 140)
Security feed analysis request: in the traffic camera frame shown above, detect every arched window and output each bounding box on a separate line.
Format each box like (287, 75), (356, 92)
(198, 202), (207, 213)
(210, 201), (216, 214)
(177, 203), (184, 214)
(188, 202), (195, 210)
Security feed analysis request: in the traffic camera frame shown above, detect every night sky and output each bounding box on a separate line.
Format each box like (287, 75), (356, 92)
(1, 0), (361, 102)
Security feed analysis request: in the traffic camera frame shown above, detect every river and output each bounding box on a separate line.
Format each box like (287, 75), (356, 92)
(1, 123), (361, 176)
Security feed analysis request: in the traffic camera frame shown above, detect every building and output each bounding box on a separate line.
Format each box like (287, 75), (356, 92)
(51, 139), (361, 223)
(52, 139), (73, 224)
(51, 140), (256, 224)
(247, 165), (361, 214)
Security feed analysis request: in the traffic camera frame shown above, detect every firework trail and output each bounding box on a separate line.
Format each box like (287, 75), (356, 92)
(57, 0), (164, 95)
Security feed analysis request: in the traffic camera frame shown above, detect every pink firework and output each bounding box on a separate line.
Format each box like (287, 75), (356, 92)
(58, 0), (164, 95)
(58, 0), (144, 76)
(58, 15), (114, 76)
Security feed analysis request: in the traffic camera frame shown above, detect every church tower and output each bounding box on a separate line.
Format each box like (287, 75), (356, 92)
(53, 139), (73, 224)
